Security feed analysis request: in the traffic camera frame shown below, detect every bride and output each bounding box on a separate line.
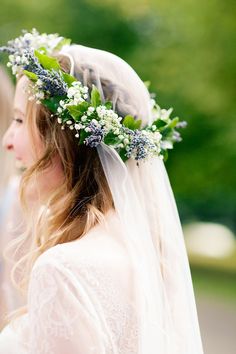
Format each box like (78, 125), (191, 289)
(0, 29), (204, 353)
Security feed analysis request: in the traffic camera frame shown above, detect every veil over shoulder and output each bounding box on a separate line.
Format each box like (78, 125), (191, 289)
(61, 43), (204, 353)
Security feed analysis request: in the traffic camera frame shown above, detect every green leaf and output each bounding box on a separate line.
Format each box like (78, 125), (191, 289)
(168, 117), (179, 129)
(160, 127), (172, 138)
(42, 96), (63, 113)
(162, 149), (169, 162)
(123, 115), (142, 130)
(152, 119), (167, 129)
(37, 46), (47, 55)
(79, 129), (89, 144)
(118, 148), (128, 162)
(67, 102), (89, 120)
(104, 132), (119, 145)
(23, 70), (38, 82)
(134, 119), (142, 129)
(143, 80), (151, 89)
(34, 50), (61, 71)
(91, 85), (102, 107)
(61, 72), (77, 86)
(105, 101), (112, 109)
(54, 38), (71, 51)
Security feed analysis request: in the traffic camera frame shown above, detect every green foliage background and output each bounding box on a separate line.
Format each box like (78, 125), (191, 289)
(0, 0), (235, 232)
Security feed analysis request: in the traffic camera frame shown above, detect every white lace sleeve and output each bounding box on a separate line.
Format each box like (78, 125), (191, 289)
(27, 256), (107, 354)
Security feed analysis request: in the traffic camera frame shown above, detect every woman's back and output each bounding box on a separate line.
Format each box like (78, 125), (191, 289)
(0, 211), (140, 354)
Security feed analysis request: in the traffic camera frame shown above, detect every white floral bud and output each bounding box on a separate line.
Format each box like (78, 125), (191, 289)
(66, 120), (73, 125)
(75, 133), (80, 138)
(74, 123), (81, 130)
(81, 116), (87, 122)
(151, 125), (157, 131)
(36, 79), (43, 86)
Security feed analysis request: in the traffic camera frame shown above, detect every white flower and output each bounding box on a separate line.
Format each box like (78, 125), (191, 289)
(74, 123), (81, 130)
(66, 120), (72, 125)
(57, 107), (63, 114)
(15, 56), (21, 64)
(75, 133), (80, 138)
(35, 91), (44, 100)
(36, 79), (43, 86)
(81, 116), (87, 122)
(160, 140), (173, 149)
(57, 118), (62, 124)
(151, 125), (157, 131)
(160, 108), (173, 120)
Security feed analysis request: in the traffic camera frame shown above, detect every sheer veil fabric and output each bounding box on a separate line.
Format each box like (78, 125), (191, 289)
(0, 44), (204, 353)
(60, 44), (204, 353)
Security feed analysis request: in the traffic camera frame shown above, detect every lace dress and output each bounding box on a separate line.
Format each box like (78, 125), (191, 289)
(0, 214), (140, 354)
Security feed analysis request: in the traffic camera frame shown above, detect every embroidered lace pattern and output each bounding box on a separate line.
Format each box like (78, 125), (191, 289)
(27, 244), (140, 354)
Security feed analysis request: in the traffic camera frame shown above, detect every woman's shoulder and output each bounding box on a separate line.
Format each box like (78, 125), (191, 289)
(32, 219), (129, 277)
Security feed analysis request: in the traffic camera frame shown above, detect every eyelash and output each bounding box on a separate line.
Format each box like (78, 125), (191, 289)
(13, 118), (23, 124)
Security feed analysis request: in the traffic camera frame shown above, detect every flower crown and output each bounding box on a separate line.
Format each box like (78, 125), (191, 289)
(0, 29), (187, 162)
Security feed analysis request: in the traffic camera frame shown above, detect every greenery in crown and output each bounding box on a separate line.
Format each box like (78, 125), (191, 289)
(0, 29), (187, 162)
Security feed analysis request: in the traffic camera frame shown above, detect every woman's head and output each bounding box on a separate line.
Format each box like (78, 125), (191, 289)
(3, 45), (152, 211)
(3, 44), (152, 303)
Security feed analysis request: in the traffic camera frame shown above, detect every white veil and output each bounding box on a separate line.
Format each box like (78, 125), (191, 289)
(60, 44), (204, 353)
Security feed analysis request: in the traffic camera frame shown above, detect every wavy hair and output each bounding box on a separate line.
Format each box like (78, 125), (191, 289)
(4, 44), (152, 325)
(4, 54), (115, 324)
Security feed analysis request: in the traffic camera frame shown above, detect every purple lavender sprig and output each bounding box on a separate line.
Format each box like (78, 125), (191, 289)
(126, 130), (156, 160)
(84, 122), (105, 147)
(23, 50), (68, 97)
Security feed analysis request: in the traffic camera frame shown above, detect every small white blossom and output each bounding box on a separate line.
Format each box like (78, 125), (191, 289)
(74, 123), (81, 130)
(151, 125), (157, 131)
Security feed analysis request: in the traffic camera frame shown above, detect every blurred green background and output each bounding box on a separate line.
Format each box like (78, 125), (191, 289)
(1, 0), (235, 231)
(0, 1), (236, 352)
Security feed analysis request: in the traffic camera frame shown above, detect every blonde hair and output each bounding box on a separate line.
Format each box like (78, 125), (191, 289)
(4, 45), (151, 325)
(4, 54), (114, 324)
